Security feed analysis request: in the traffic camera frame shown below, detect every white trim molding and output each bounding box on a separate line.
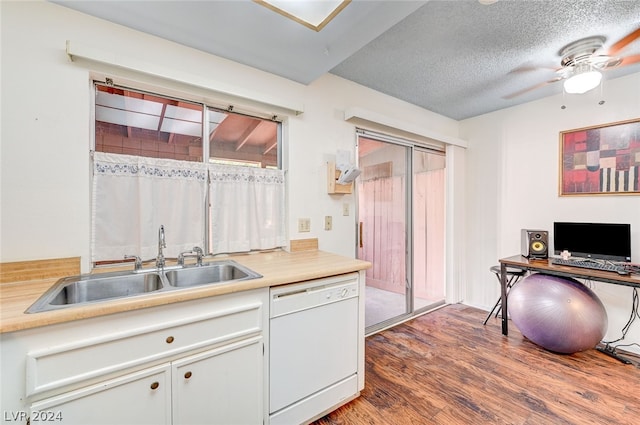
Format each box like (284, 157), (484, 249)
(66, 40), (304, 116)
(344, 106), (468, 148)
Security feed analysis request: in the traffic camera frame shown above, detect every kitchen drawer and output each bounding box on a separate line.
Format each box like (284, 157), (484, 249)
(26, 301), (264, 397)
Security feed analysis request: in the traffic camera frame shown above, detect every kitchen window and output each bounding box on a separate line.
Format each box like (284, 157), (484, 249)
(92, 82), (285, 265)
(94, 83), (280, 167)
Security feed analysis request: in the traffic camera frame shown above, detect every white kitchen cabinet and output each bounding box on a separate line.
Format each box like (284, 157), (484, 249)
(29, 364), (172, 425)
(29, 337), (263, 425)
(2, 267), (367, 425)
(172, 337), (263, 425)
(1, 288), (268, 425)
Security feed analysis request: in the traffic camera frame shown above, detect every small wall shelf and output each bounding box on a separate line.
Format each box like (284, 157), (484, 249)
(327, 161), (353, 194)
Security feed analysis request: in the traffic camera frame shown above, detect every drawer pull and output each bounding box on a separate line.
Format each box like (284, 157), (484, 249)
(166, 336), (174, 344)
(184, 371), (192, 379)
(150, 382), (160, 390)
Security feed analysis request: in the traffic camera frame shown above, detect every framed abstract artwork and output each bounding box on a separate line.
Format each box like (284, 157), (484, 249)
(559, 118), (640, 196)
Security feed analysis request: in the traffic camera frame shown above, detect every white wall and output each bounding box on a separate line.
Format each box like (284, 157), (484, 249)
(0, 1), (460, 269)
(461, 72), (640, 354)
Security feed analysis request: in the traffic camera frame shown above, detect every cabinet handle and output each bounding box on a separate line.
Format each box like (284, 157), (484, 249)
(184, 371), (192, 379)
(150, 382), (160, 390)
(166, 336), (174, 344)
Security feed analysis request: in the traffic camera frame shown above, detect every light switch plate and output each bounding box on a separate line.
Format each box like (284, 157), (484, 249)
(342, 203), (349, 216)
(324, 216), (332, 231)
(298, 218), (311, 232)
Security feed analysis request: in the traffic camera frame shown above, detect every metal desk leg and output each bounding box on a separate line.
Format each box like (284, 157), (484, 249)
(500, 262), (508, 335)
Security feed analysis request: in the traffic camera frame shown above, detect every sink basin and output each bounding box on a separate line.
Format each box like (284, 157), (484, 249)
(165, 261), (262, 288)
(26, 271), (164, 313)
(25, 260), (261, 313)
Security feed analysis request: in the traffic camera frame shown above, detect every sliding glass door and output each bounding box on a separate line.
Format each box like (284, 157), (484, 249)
(412, 149), (446, 309)
(357, 131), (445, 333)
(358, 136), (409, 329)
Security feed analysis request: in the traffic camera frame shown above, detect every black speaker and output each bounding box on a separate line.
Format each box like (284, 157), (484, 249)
(521, 229), (549, 259)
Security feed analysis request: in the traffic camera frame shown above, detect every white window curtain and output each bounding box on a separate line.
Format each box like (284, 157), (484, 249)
(92, 152), (207, 263)
(209, 164), (286, 255)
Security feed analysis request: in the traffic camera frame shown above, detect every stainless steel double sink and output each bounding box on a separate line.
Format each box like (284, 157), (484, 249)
(26, 260), (262, 313)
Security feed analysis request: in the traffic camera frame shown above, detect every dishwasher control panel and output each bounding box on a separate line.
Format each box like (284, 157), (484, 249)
(270, 272), (359, 318)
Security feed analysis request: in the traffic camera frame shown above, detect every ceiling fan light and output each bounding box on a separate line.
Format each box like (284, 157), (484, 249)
(563, 70), (602, 94)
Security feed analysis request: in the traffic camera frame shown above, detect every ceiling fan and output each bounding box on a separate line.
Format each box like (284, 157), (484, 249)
(504, 27), (640, 99)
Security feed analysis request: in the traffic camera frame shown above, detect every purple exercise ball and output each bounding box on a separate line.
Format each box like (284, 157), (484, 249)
(508, 273), (608, 354)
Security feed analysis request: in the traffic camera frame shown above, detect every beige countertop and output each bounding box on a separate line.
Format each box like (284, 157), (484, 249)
(0, 250), (370, 334)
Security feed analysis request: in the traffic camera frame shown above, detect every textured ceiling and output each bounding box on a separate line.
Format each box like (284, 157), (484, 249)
(332, 0), (640, 119)
(53, 0), (640, 120)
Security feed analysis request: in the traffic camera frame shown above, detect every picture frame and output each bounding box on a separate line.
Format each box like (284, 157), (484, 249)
(559, 118), (640, 196)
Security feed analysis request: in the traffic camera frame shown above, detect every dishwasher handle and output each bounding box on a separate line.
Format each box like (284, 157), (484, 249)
(272, 288), (308, 299)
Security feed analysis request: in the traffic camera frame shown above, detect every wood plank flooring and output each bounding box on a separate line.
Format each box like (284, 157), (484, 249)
(313, 304), (640, 425)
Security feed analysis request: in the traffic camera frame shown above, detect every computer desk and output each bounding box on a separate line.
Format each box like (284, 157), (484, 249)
(498, 255), (640, 336)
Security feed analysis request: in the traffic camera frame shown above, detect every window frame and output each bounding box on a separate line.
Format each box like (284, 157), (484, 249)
(91, 80), (283, 266)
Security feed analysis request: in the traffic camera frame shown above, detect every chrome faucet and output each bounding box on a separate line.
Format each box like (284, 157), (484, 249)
(156, 225), (166, 269)
(193, 246), (204, 266)
(178, 246), (204, 267)
(124, 254), (143, 271)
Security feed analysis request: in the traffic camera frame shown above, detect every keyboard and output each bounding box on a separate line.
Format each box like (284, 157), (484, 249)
(550, 258), (622, 272)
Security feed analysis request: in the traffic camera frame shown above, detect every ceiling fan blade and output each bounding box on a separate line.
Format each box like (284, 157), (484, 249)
(608, 27), (640, 56)
(619, 54), (640, 67)
(508, 64), (558, 74)
(502, 77), (563, 100)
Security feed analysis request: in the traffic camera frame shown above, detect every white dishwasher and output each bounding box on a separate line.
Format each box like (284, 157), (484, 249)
(269, 273), (360, 425)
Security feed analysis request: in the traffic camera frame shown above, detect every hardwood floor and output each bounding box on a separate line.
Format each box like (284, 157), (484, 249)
(313, 304), (640, 425)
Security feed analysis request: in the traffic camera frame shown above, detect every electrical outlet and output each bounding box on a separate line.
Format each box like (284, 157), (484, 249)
(298, 218), (311, 232)
(343, 203), (350, 216)
(324, 216), (332, 231)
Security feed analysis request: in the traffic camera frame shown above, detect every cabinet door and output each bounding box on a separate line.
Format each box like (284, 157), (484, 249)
(172, 337), (263, 425)
(29, 364), (171, 425)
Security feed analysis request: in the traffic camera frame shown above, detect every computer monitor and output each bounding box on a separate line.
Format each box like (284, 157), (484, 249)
(553, 222), (631, 262)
